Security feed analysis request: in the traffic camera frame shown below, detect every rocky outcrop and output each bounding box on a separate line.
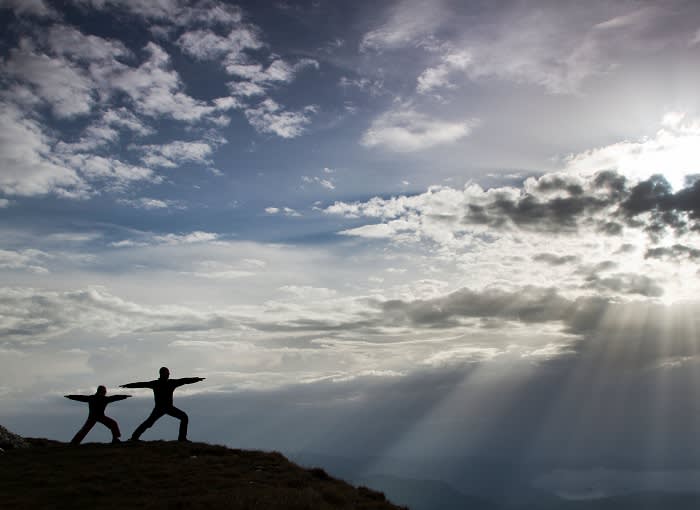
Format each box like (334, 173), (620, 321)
(0, 424), (29, 450)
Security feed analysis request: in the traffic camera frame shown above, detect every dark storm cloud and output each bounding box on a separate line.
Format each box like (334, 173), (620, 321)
(465, 192), (604, 232)
(462, 171), (700, 240)
(621, 175), (700, 235)
(462, 171), (627, 232)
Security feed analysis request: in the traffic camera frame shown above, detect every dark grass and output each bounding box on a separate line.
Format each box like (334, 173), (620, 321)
(0, 439), (407, 510)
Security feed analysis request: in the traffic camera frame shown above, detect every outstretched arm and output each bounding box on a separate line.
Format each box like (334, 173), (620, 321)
(173, 377), (205, 387)
(106, 395), (131, 403)
(65, 395), (91, 402)
(120, 381), (154, 389)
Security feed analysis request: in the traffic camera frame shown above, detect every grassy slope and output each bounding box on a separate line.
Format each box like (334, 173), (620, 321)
(1, 439), (407, 510)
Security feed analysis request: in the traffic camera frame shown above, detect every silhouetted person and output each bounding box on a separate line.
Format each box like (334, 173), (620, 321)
(121, 367), (205, 442)
(65, 385), (131, 445)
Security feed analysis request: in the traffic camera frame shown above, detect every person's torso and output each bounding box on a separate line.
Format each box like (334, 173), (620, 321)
(87, 396), (108, 416)
(152, 380), (176, 407)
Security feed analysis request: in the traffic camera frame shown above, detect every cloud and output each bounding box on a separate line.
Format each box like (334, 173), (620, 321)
(138, 139), (223, 168)
(462, 3), (688, 94)
(302, 175), (335, 190)
(416, 50), (470, 94)
(0, 249), (50, 274)
(111, 230), (220, 247)
(2, 39), (95, 118)
(325, 170), (688, 239)
(360, 0), (444, 52)
(110, 42), (220, 122)
(56, 108), (154, 152)
(183, 260), (256, 280)
(564, 112), (700, 191)
(0, 286), (239, 343)
(324, 168), (700, 303)
(645, 244), (700, 261)
(58, 153), (159, 192)
(265, 206), (301, 217)
(245, 99), (316, 138)
(367, 2), (699, 95)
(582, 272), (664, 297)
(47, 24), (130, 63)
(116, 197), (172, 210)
(225, 57), (318, 84)
(378, 285), (576, 329)
(177, 26), (262, 61)
(618, 175), (700, 236)
(0, 102), (161, 198)
(0, 102), (83, 196)
(338, 76), (384, 96)
(532, 253), (580, 266)
(362, 107), (477, 152)
(75, 0), (243, 27)
(0, 0), (57, 17)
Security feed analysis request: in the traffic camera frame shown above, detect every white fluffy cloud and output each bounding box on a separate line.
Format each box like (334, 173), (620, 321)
(245, 99), (316, 138)
(47, 24), (130, 63)
(111, 42), (219, 122)
(138, 139), (222, 168)
(177, 26), (262, 61)
(416, 50), (471, 94)
(362, 107), (478, 152)
(265, 206), (301, 217)
(0, 102), (83, 196)
(111, 230), (219, 247)
(2, 40), (95, 118)
(302, 175), (335, 190)
(564, 112), (700, 190)
(116, 197), (172, 209)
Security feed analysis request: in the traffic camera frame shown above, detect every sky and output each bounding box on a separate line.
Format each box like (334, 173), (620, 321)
(2, 0), (700, 500)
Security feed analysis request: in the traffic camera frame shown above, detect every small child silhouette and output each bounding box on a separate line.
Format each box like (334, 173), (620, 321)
(65, 385), (131, 444)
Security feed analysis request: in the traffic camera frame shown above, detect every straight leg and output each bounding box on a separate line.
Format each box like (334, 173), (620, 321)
(131, 408), (164, 440)
(71, 418), (96, 445)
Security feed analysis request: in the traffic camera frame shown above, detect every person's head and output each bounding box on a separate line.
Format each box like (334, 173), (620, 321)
(159, 366), (170, 379)
(96, 385), (107, 396)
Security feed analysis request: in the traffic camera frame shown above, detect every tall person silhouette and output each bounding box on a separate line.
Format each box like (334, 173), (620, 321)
(65, 385), (131, 444)
(121, 367), (205, 442)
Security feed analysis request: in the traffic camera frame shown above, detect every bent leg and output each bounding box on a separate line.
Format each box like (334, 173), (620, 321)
(131, 408), (164, 440)
(71, 418), (96, 445)
(166, 406), (189, 441)
(98, 415), (121, 442)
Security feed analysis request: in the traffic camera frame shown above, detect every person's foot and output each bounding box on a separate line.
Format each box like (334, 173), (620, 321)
(129, 437), (141, 442)
(111, 438), (121, 444)
(178, 438), (191, 443)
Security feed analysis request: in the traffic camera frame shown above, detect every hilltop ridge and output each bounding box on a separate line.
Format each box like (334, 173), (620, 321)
(0, 435), (406, 510)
